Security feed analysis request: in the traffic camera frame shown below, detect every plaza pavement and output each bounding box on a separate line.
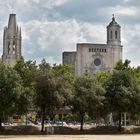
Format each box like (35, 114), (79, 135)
(0, 135), (140, 140)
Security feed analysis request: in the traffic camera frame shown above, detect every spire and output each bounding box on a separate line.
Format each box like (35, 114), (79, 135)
(8, 14), (17, 33)
(2, 13), (22, 66)
(112, 14), (115, 21)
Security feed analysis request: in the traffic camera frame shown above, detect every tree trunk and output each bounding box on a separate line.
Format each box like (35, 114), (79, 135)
(0, 118), (2, 126)
(61, 107), (64, 126)
(80, 113), (84, 132)
(118, 113), (122, 132)
(25, 112), (28, 126)
(124, 112), (126, 126)
(41, 108), (45, 132)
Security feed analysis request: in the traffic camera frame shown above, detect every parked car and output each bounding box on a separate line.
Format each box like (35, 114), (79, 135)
(54, 121), (68, 126)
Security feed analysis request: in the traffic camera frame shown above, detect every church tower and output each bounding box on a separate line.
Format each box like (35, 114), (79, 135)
(2, 14), (22, 66)
(107, 15), (121, 46)
(63, 15), (123, 75)
(107, 15), (122, 67)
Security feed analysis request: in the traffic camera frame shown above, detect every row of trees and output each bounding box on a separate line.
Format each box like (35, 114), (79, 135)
(0, 58), (140, 132)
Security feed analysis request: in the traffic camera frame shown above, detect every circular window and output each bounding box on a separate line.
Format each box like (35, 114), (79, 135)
(94, 58), (101, 66)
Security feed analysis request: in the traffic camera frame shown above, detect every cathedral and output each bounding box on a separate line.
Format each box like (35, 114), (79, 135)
(2, 14), (22, 66)
(63, 16), (123, 74)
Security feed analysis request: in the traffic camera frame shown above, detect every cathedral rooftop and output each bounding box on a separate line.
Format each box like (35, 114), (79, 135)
(8, 14), (17, 33)
(108, 16), (120, 27)
(77, 43), (107, 46)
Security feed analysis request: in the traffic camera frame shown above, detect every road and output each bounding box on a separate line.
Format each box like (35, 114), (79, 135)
(0, 135), (140, 140)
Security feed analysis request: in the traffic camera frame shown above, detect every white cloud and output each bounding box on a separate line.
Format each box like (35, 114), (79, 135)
(40, 0), (68, 9)
(122, 24), (140, 67)
(0, 0), (140, 67)
(80, 22), (106, 43)
(115, 6), (138, 16)
(0, 30), (3, 56)
(0, 0), (69, 17)
(15, 0), (68, 9)
(21, 19), (106, 64)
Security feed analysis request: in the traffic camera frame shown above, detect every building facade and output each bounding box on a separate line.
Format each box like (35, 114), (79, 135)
(63, 16), (123, 74)
(62, 51), (76, 72)
(2, 14), (22, 66)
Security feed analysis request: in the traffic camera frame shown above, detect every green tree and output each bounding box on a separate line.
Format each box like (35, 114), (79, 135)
(130, 67), (140, 118)
(114, 59), (131, 71)
(105, 60), (139, 131)
(72, 74), (105, 131)
(53, 64), (74, 105)
(14, 58), (37, 124)
(14, 58), (37, 87)
(52, 64), (74, 125)
(94, 71), (111, 121)
(34, 60), (73, 132)
(0, 61), (26, 126)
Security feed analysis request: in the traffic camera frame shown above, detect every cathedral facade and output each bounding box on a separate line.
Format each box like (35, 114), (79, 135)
(63, 16), (123, 74)
(2, 14), (22, 66)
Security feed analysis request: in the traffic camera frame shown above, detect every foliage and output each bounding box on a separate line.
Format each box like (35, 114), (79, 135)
(34, 60), (73, 131)
(14, 58), (37, 87)
(105, 60), (140, 131)
(72, 74), (105, 131)
(0, 61), (27, 125)
(14, 58), (37, 117)
(52, 64), (74, 106)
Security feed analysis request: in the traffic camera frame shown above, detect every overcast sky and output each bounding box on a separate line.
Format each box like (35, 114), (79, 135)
(0, 0), (140, 67)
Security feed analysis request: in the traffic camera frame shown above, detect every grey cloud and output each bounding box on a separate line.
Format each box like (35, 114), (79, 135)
(121, 25), (140, 66)
(0, 0), (140, 67)
(123, 0), (140, 6)
(53, 0), (124, 22)
(22, 19), (88, 64)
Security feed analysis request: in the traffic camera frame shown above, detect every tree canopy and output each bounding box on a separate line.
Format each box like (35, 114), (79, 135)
(0, 61), (28, 126)
(72, 74), (105, 131)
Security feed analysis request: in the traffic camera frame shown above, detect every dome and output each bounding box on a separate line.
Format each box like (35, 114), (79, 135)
(108, 16), (120, 27)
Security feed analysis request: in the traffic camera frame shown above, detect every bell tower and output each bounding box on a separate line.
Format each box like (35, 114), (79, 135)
(2, 14), (22, 66)
(107, 15), (122, 68)
(107, 15), (121, 46)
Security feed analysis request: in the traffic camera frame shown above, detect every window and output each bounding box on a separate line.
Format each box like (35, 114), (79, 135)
(94, 58), (101, 66)
(115, 31), (117, 39)
(85, 69), (88, 73)
(8, 42), (10, 54)
(110, 31), (113, 39)
(89, 48), (91, 52)
(13, 41), (16, 54)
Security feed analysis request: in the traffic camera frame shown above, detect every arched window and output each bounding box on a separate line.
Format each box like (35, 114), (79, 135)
(89, 48), (91, 52)
(115, 31), (117, 39)
(8, 42), (10, 54)
(110, 31), (113, 39)
(13, 41), (15, 54)
(85, 69), (88, 73)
